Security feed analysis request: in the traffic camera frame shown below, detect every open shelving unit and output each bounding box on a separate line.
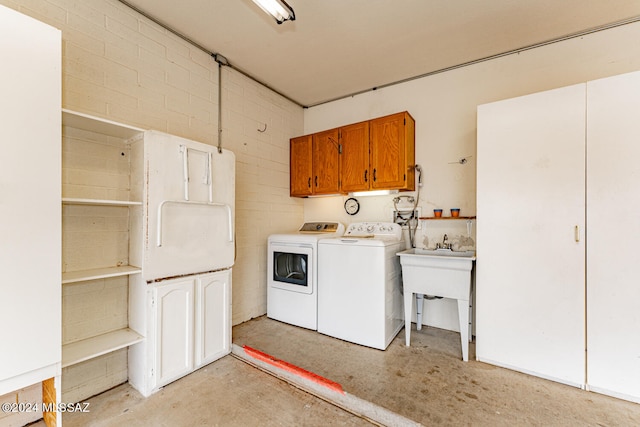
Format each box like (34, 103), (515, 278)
(61, 110), (146, 386)
(62, 329), (144, 368)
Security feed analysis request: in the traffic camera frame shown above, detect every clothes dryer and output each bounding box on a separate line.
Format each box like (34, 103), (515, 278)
(267, 222), (344, 330)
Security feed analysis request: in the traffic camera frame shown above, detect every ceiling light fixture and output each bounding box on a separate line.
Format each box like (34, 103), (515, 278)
(251, 0), (295, 24)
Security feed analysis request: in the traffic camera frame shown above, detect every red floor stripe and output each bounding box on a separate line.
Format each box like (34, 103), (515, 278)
(243, 345), (345, 395)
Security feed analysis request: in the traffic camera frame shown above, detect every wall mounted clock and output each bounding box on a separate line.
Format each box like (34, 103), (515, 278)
(344, 197), (360, 215)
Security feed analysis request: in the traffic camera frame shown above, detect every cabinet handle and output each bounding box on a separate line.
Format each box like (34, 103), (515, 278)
(307, 177), (311, 188)
(575, 225), (580, 242)
(315, 176), (318, 187)
(364, 170), (368, 182)
(373, 168), (377, 182)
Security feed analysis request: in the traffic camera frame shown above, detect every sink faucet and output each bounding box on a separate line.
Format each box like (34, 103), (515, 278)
(436, 234), (451, 250)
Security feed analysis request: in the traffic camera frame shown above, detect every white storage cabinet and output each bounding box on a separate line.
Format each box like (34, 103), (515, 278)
(476, 83), (587, 387)
(477, 70), (640, 403)
(131, 270), (231, 395)
(585, 71), (640, 403)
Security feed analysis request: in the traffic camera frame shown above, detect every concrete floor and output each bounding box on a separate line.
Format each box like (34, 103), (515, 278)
(233, 316), (640, 426)
(31, 316), (640, 426)
(40, 355), (372, 427)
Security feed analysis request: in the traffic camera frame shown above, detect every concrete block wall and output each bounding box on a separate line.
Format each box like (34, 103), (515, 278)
(62, 126), (133, 201)
(61, 351), (127, 404)
(62, 277), (128, 345)
(62, 127), (133, 272)
(0, 384), (42, 426)
(0, 0), (303, 414)
(219, 67), (304, 324)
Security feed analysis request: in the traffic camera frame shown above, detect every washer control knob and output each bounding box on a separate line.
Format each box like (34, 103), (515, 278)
(366, 225), (375, 233)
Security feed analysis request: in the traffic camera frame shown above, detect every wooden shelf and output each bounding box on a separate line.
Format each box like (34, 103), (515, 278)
(419, 216), (476, 220)
(62, 328), (144, 368)
(62, 197), (141, 206)
(62, 265), (141, 284)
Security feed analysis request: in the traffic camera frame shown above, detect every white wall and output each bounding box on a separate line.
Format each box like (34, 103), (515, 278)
(304, 21), (640, 331)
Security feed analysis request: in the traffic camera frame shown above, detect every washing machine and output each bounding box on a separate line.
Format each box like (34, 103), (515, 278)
(267, 222), (344, 330)
(317, 222), (405, 350)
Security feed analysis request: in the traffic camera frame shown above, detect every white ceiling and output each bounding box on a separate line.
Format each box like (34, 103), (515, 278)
(121, 0), (640, 107)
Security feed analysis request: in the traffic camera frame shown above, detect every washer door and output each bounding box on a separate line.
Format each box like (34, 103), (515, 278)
(268, 242), (314, 294)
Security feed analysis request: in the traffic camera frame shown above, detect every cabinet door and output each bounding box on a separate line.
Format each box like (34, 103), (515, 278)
(153, 278), (194, 389)
(195, 270), (231, 367)
(369, 112), (415, 190)
(586, 71), (640, 402)
(312, 128), (341, 194)
(340, 121), (370, 192)
(476, 84), (586, 386)
(143, 132), (235, 281)
(290, 135), (313, 197)
(0, 5), (61, 387)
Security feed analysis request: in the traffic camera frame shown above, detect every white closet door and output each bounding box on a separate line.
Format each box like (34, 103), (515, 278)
(586, 70), (640, 403)
(476, 84), (586, 386)
(0, 5), (61, 389)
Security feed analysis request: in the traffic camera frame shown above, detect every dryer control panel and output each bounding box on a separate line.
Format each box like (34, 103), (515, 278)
(298, 222), (344, 234)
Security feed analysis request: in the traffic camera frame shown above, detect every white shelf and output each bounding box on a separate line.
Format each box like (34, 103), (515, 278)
(62, 265), (142, 284)
(62, 328), (144, 368)
(62, 109), (144, 140)
(62, 197), (142, 206)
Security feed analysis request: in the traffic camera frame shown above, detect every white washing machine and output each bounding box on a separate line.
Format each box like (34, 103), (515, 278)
(317, 222), (405, 350)
(267, 222), (344, 330)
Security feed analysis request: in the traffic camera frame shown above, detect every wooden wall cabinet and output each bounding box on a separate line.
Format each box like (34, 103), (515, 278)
(312, 128), (341, 194)
(340, 121), (370, 192)
(290, 111), (415, 197)
(369, 112), (415, 191)
(290, 135), (313, 196)
(289, 130), (341, 197)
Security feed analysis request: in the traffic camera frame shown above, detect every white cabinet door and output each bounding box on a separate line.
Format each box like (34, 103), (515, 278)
(143, 132), (235, 282)
(0, 5), (61, 392)
(153, 278), (195, 389)
(586, 71), (640, 402)
(195, 271), (231, 367)
(476, 84), (586, 386)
